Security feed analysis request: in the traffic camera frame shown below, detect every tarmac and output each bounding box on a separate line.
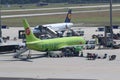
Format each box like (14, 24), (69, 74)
(0, 27), (120, 80)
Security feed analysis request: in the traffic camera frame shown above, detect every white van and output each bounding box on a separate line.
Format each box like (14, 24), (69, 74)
(86, 39), (96, 49)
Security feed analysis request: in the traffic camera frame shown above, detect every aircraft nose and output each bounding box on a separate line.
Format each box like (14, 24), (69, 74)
(80, 37), (86, 44)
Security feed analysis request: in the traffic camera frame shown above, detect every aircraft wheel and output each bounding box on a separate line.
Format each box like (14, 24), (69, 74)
(62, 48), (72, 57)
(59, 54), (63, 57)
(48, 55), (52, 57)
(27, 54), (31, 59)
(54, 55), (57, 58)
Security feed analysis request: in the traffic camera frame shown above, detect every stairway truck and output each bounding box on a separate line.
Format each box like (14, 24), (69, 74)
(74, 46), (83, 56)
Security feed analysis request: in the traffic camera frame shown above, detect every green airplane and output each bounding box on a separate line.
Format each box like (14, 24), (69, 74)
(23, 19), (86, 57)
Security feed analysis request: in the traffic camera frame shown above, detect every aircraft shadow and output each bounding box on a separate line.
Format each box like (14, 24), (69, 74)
(29, 54), (47, 59)
(0, 59), (33, 62)
(0, 54), (47, 62)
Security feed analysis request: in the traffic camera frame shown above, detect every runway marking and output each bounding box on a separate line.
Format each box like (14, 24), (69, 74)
(2, 4), (120, 18)
(0, 77), (97, 80)
(2, 4), (120, 12)
(2, 9), (120, 18)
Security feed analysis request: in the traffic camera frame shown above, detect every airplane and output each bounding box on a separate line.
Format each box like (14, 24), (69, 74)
(23, 19), (86, 57)
(33, 9), (73, 33)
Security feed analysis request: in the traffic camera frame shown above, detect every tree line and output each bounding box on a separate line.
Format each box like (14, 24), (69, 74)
(1, 0), (120, 4)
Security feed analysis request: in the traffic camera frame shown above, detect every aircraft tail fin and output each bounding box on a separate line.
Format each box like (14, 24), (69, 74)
(64, 9), (72, 23)
(23, 19), (40, 42)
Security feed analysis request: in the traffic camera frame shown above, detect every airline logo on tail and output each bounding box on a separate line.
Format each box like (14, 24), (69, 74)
(25, 28), (31, 35)
(23, 19), (40, 42)
(68, 14), (71, 19)
(65, 9), (72, 23)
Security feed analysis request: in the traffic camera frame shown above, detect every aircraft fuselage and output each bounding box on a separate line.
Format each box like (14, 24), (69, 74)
(26, 36), (85, 51)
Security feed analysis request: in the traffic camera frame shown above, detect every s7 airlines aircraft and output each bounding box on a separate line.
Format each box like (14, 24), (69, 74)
(23, 19), (85, 57)
(34, 9), (73, 32)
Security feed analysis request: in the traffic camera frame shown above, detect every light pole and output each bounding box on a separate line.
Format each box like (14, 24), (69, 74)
(0, 0), (2, 38)
(104, 0), (113, 47)
(110, 0), (113, 46)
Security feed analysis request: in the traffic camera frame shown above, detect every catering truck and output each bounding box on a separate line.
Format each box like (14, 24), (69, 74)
(0, 38), (19, 52)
